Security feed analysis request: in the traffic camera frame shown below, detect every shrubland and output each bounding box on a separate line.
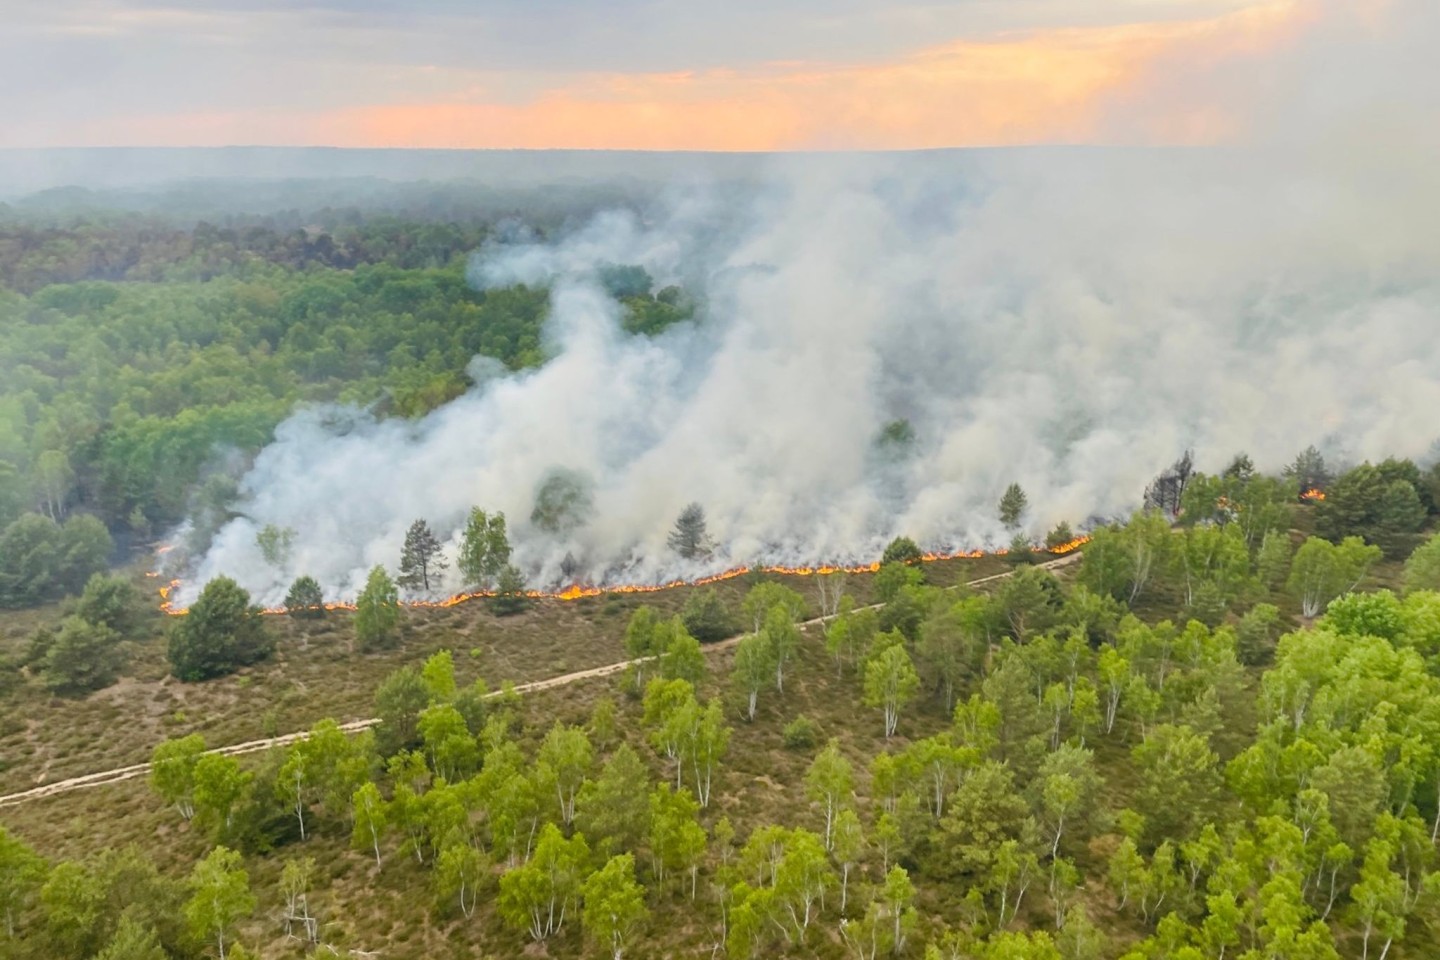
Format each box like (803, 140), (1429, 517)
(5, 455), (1440, 958)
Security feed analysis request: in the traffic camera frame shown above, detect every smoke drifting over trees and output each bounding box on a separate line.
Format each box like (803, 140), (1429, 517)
(175, 159), (1433, 599)
(174, 1), (1440, 604)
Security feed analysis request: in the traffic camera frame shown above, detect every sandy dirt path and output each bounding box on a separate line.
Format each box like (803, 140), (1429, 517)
(0, 551), (1081, 810)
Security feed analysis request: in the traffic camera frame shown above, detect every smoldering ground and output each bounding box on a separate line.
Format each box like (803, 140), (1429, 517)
(177, 2), (1440, 605)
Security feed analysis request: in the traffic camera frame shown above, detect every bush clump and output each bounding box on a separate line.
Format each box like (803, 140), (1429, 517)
(681, 589), (738, 643)
(782, 715), (819, 750)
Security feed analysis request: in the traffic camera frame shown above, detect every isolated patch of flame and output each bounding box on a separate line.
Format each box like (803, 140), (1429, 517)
(1300, 488), (1326, 502)
(154, 536), (1090, 616)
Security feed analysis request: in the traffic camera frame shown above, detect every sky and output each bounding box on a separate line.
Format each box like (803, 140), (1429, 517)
(0, 0), (1410, 150)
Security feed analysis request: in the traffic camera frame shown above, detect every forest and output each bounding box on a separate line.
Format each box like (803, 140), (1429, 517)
(6, 445), (1440, 959)
(0, 207), (693, 608)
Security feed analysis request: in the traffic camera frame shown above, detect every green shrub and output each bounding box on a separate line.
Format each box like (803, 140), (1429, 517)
(782, 715), (819, 749)
(882, 536), (923, 565)
(682, 589), (738, 642)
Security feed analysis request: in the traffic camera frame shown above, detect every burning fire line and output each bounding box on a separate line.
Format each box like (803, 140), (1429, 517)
(1300, 488), (1326, 502)
(153, 536), (1091, 617)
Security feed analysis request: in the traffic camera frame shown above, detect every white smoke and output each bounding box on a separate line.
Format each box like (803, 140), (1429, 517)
(179, 2), (1440, 605)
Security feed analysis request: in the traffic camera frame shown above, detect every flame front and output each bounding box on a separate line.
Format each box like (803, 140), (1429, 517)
(1300, 488), (1326, 502)
(152, 537), (1089, 616)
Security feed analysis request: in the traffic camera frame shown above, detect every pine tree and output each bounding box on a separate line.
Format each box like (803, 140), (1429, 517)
(75, 573), (141, 634)
(999, 483), (1028, 531)
(667, 502), (711, 560)
(43, 615), (123, 693)
(1224, 453), (1256, 481)
(882, 536), (923, 565)
(489, 564), (531, 615)
(398, 519), (447, 593)
(1044, 521), (1075, 550)
(1285, 444), (1331, 492)
(167, 577), (273, 681)
(681, 589), (737, 642)
(128, 504), (151, 538)
(284, 576), (325, 619)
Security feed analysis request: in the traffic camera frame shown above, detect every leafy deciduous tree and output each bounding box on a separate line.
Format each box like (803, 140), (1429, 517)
(806, 740), (855, 850)
(183, 846), (254, 960)
(150, 733), (207, 821)
(582, 854), (648, 960)
(351, 781), (388, 867)
(576, 743), (651, 857)
(255, 524), (295, 569)
(1287, 536), (1381, 618)
(538, 722), (594, 826)
(354, 565), (401, 650)
(0, 827), (45, 939)
(497, 823), (590, 941)
(458, 507), (511, 589)
(864, 644), (920, 738)
(734, 633), (774, 721)
(435, 842), (486, 919)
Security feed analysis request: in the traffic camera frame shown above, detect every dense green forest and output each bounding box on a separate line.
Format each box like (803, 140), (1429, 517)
(0, 209), (692, 606)
(7, 453), (1440, 958)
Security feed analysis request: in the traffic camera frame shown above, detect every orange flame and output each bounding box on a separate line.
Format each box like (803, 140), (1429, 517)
(153, 536), (1090, 616)
(1300, 488), (1326, 502)
(1046, 536), (1089, 555)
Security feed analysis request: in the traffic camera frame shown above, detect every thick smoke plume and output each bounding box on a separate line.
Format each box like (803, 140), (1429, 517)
(180, 2), (1440, 606)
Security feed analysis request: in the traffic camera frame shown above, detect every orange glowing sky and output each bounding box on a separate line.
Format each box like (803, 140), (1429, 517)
(323, 4), (1307, 151)
(0, 0), (1346, 149)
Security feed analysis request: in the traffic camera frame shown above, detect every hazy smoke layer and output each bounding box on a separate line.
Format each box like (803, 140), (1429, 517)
(180, 154), (1440, 604)
(180, 5), (1440, 605)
